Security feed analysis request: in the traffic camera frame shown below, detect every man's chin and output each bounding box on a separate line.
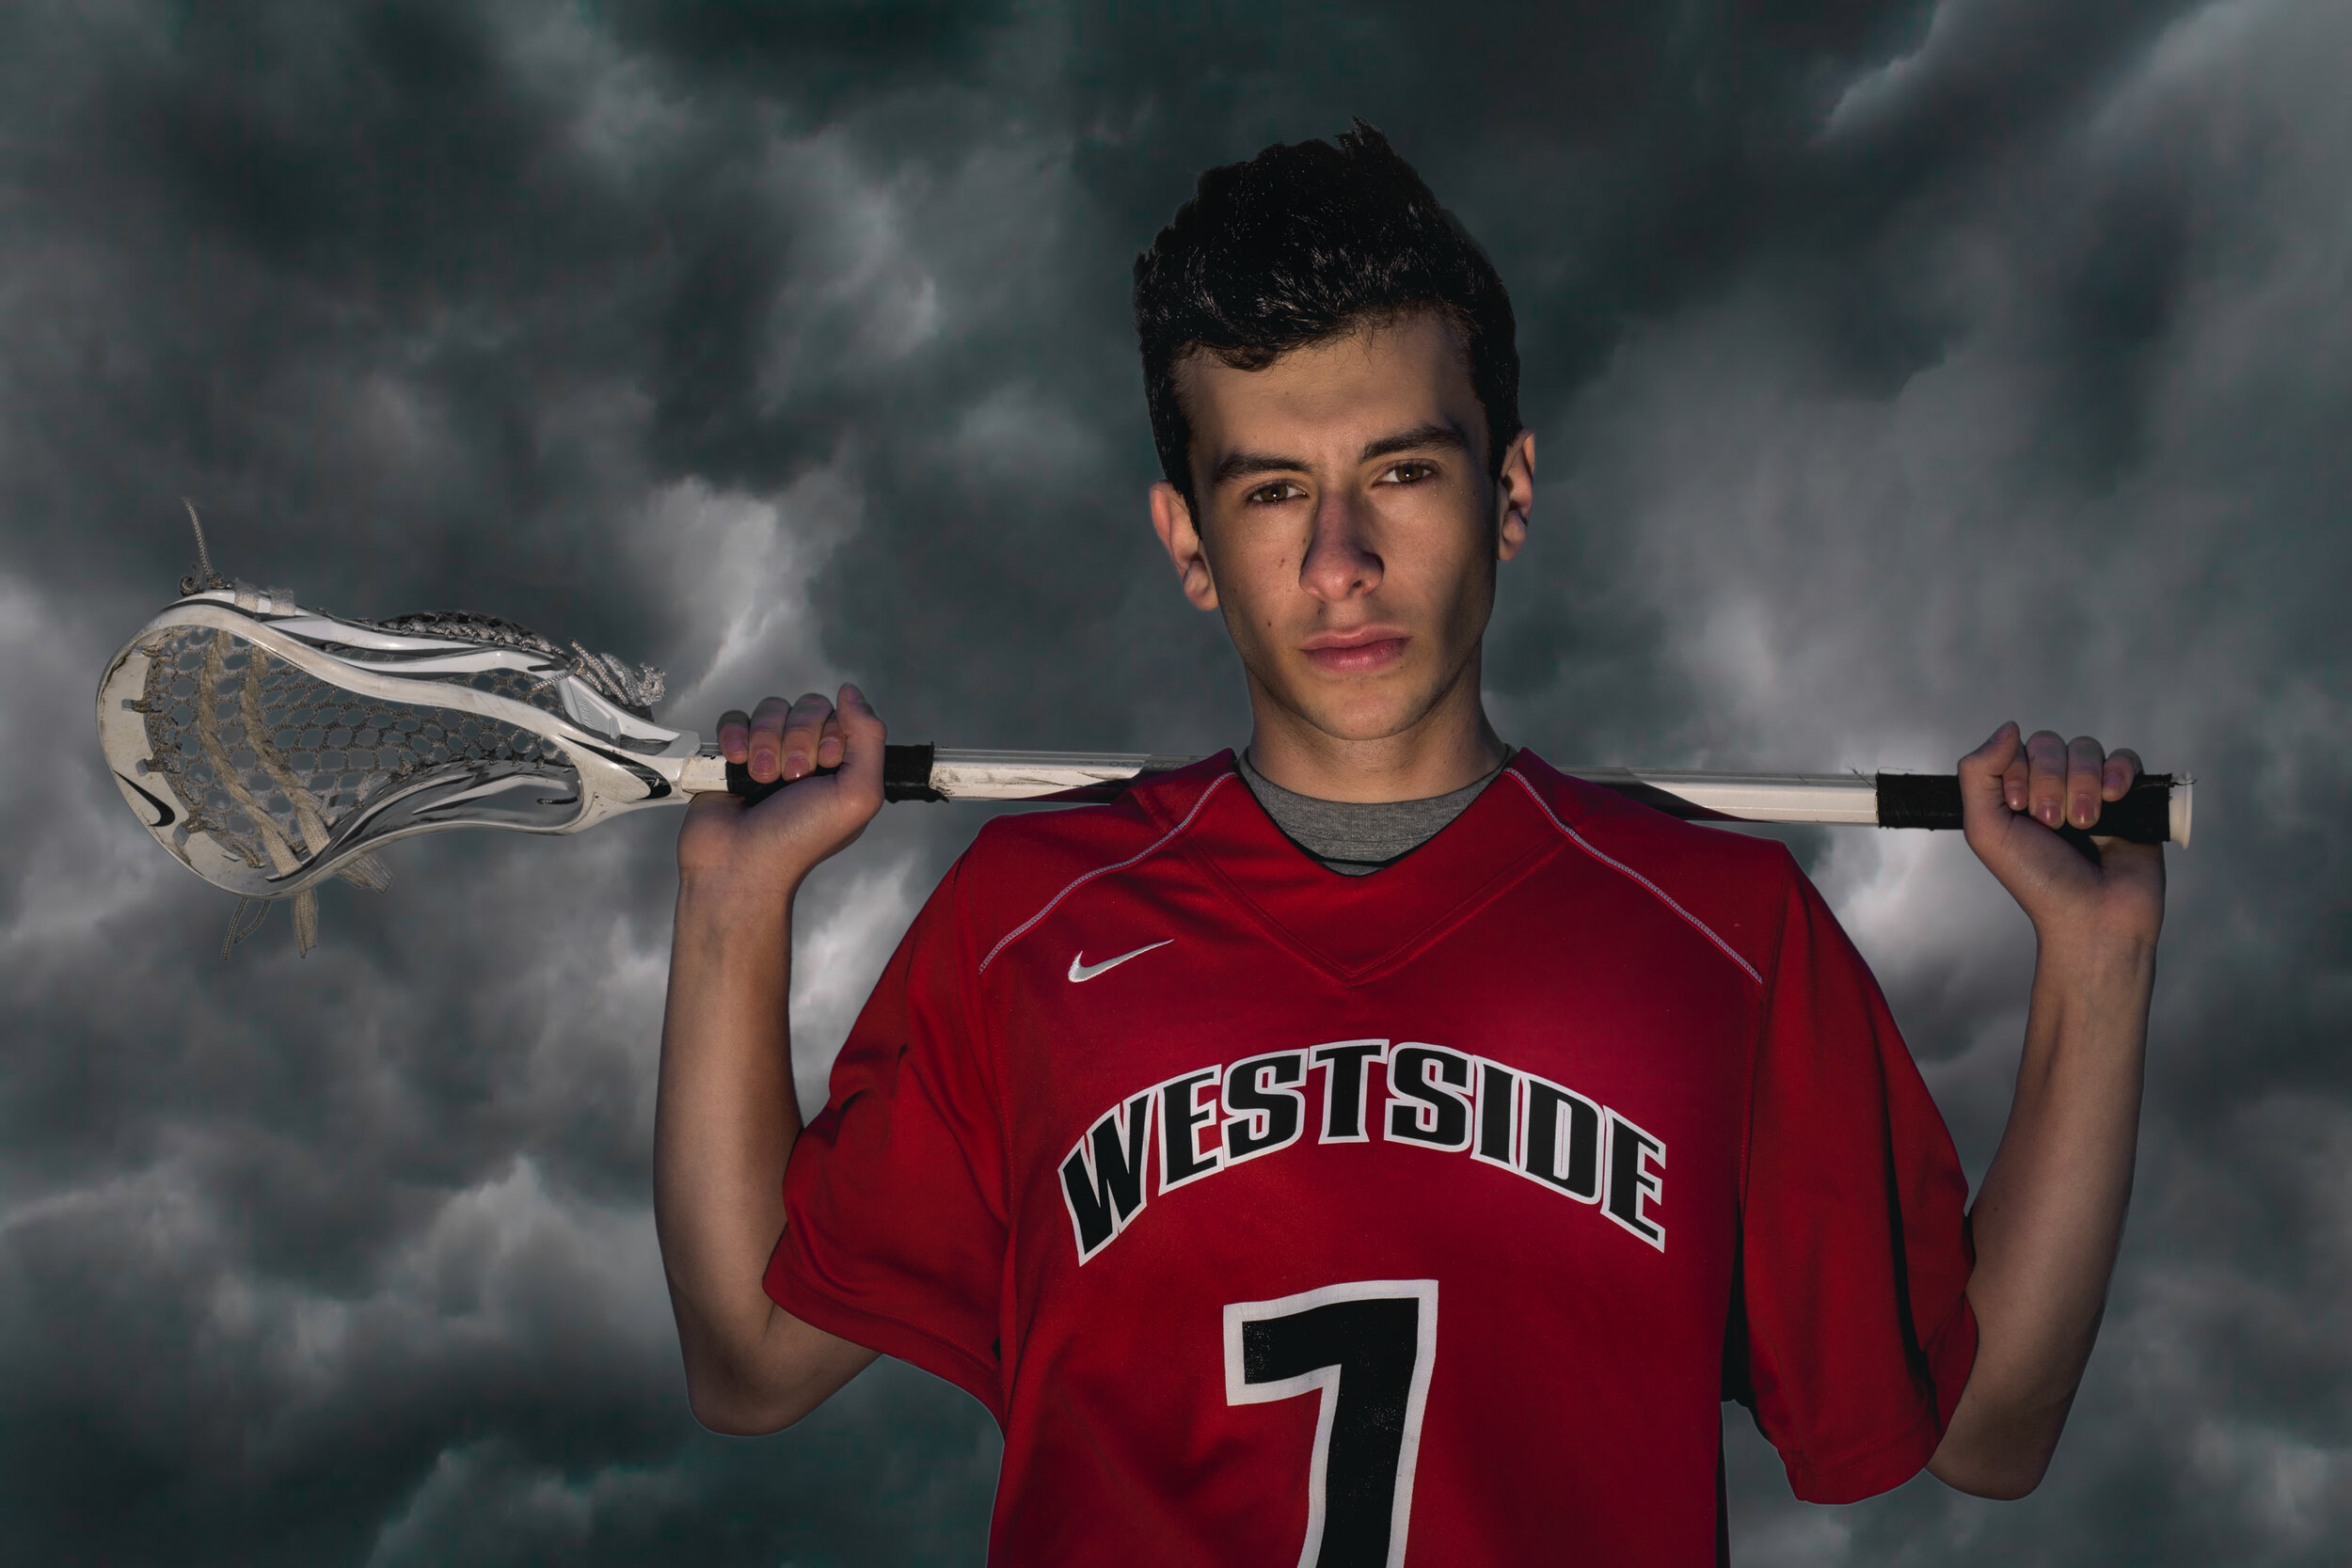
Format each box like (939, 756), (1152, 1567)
(1274, 695), (1439, 748)
(1247, 654), (1464, 746)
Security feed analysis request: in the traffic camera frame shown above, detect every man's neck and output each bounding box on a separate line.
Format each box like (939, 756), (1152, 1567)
(1242, 676), (1506, 804)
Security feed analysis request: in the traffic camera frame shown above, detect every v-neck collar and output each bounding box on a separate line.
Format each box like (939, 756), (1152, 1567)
(1146, 752), (1565, 985)
(1232, 748), (1512, 875)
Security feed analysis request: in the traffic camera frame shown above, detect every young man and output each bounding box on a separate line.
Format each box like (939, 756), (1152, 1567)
(656, 126), (2165, 1565)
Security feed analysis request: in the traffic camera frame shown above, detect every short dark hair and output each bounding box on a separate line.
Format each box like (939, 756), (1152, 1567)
(1132, 120), (1521, 508)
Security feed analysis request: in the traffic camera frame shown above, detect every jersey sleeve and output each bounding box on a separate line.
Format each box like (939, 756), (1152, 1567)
(764, 851), (1009, 1419)
(1731, 850), (1979, 1503)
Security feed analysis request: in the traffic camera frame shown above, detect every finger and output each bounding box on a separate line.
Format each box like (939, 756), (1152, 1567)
(716, 708), (752, 765)
(745, 695), (796, 782)
(1958, 721), (2019, 828)
(815, 708), (846, 769)
(1967, 719), (2031, 814)
(2002, 743), (2030, 813)
(834, 682), (887, 800)
(1957, 728), (2032, 860)
(779, 692), (835, 782)
(2066, 735), (2106, 830)
(2025, 729), (2069, 828)
(2104, 748), (2143, 800)
(1959, 721), (2021, 783)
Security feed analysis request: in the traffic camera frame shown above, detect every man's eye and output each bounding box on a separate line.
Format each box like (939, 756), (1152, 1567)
(1247, 481), (1306, 504)
(1380, 461), (1436, 484)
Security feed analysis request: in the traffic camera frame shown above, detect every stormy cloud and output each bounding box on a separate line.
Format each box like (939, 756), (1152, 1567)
(1, 1), (2344, 1561)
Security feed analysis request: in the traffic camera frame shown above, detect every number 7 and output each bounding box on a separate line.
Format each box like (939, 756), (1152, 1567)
(1223, 1279), (1438, 1568)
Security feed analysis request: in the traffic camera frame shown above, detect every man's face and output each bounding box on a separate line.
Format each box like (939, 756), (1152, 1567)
(1151, 311), (1533, 752)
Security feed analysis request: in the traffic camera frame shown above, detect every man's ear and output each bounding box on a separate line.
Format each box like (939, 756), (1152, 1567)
(1150, 482), (1220, 610)
(1495, 429), (1535, 562)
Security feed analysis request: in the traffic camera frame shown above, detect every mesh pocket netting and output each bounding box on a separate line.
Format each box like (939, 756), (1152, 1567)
(135, 625), (575, 887)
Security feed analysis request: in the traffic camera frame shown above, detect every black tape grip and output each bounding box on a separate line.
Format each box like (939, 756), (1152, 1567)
(724, 742), (942, 805)
(1874, 770), (2175, 861)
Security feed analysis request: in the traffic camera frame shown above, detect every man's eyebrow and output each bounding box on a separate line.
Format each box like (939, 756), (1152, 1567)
(1207, 423), (1471, 489)
(1208, 450), (1308, 487)
(1359, 422), (1470, 462)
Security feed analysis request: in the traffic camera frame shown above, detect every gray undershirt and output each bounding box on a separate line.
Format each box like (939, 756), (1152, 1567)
(1233, 749), (1511, 876)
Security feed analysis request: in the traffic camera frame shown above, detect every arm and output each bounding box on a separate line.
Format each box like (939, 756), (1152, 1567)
(654, 686), (886, 1434)
(1927, 724), (2166, 1497)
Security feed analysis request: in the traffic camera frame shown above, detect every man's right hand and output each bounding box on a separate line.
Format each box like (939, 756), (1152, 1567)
(676, 685), (886, 889)
(658, 681), (886, 1435)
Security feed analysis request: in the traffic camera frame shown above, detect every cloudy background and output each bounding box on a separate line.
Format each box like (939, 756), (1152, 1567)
(3, 0), (2345, 1560)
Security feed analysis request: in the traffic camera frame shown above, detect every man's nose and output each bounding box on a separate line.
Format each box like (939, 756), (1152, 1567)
(1299, 488), (1382, 601)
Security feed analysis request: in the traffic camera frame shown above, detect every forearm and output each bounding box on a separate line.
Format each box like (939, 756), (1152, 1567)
(655, 872), (872, 1432)
(1929, 928), (2157, 1496)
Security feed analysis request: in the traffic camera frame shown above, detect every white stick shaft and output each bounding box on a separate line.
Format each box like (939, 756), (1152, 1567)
(673, 748), (2189, 844)
(675, 752), (1882, 809)
(676, 751), (1868, 823)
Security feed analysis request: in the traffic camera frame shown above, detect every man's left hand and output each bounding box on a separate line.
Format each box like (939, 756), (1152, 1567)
(1929, 721), (2167, 1497)
(1958, 722), (2166, 949)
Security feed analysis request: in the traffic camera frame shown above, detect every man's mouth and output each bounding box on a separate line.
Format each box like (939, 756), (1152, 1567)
(1299, 627), (1410, 674)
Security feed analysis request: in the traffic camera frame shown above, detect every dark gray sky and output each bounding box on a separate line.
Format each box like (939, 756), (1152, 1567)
(5, 1), (2347, 1562)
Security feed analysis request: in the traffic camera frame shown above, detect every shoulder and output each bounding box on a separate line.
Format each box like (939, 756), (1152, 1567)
(1503, 751), (1801, 982)
(951, 753), (1239, 959)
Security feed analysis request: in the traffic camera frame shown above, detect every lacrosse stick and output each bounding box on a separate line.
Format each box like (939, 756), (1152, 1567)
(99, 585), (2192, 953)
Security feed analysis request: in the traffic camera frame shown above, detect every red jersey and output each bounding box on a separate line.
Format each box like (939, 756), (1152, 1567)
(766, 752), (1977, 1566)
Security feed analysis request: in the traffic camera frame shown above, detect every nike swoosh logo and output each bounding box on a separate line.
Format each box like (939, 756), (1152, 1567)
(116, 771), (177, 829)
(1068, 939), (1173, 983)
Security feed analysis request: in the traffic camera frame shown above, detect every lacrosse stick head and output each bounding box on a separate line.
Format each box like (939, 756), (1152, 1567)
(97, 587), (700, 904)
